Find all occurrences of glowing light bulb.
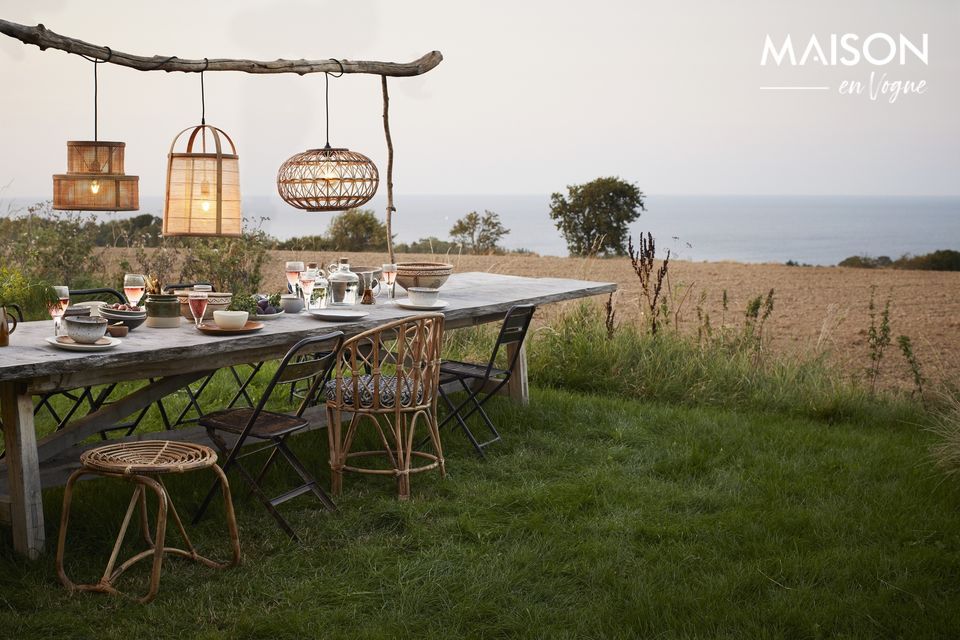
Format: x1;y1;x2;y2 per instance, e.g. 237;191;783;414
320;162;338;182
199;178;211;212
90;180;100;195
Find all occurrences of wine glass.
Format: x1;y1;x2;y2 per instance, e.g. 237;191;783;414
188;291;208;329
382;263;397;299
285;261;305;295
123;273;146;308
49;285;69;336
299;269;317;310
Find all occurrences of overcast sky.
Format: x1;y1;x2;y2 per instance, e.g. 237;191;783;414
1;0;957;198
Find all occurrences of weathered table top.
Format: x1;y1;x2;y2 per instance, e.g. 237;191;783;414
0;272;615;391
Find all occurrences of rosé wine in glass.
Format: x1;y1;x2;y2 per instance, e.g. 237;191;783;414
50;285;69;336
123;274;146;307
188;291;208;329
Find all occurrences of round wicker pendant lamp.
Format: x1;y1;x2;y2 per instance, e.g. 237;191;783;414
53;54;139;211
277;61;379;212
162;124;241;237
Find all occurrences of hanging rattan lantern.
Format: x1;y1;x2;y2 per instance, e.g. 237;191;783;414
53;141;139;211
163;125;241;237
276;64;379;212
277;145;379;211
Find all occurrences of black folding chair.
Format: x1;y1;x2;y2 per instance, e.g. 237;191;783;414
438;304;535;457
193;332;344;540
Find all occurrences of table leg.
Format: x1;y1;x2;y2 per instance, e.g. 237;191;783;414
0;382;44;558
505;341;529;406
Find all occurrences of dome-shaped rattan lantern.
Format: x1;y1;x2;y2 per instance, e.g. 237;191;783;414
276;144;379;211
53;141;139;211
163;125;241;237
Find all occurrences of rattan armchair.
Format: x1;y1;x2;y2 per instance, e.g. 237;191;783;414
325;313;445;500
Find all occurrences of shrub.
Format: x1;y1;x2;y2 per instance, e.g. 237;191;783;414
0;201;104;287
178;221;271;294
326;209;390;252
394;236;460;255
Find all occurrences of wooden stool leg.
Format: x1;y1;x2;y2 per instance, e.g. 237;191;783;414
210;464;242;568
133;475;168;605
56;469;91;593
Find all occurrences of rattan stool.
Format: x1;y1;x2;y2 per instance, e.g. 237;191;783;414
56;440;241;604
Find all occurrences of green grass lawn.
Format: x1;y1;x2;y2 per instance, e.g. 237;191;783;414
1;386;959;638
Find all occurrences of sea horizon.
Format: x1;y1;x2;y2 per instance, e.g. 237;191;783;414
3;193;958;266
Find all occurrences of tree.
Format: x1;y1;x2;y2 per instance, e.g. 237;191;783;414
326;209;390;252
449;210;510;254
549;177;645;256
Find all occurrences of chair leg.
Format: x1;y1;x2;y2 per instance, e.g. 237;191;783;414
439;385;486;458
274;437;337;512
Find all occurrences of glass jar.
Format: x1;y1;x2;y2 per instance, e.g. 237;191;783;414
327;257;360;306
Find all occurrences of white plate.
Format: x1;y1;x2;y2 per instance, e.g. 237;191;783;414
45;335;121;352
393;299;449;311
309;310;370;322
253;310;285;320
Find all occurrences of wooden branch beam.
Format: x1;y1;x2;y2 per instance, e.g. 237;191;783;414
0;20;443;77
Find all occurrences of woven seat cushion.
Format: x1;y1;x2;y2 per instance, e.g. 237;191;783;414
324;375;424;408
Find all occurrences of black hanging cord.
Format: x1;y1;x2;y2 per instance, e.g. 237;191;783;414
200;57;209;125
80;47;112;141
324;58;345;148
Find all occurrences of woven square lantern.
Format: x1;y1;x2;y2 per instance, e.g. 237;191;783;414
53;141;139;211
163;125;241;237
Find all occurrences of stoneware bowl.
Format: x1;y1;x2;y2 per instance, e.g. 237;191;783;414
407;287;441;306
106;323;129;338
175;290;233;321
279;294;304;314
395;262;453;291
213;310;248;330
100;307;147;331
64;316;108;344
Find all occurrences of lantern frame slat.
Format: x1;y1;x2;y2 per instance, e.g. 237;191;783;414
163;125;242;238
52;140;139;211
276;146;379;212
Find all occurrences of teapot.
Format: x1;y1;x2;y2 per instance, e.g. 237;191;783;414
0;305;18;347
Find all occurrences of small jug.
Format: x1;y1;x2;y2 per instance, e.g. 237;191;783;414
0;305;18;347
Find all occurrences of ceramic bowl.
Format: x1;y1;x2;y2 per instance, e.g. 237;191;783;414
174;290;233;321
213;310;248;330
279;294;304;314
100;308;147;331
407;287;441;306
395;262;453;290
64;316;108;344
106;323;129;338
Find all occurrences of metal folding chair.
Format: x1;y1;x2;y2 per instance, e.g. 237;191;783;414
194;332;344;540
438;304;535;458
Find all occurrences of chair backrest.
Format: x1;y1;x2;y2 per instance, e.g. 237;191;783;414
329;313;444;412
71;287;126;305
222;331;343;464
486;304;536;378
255;332;345;419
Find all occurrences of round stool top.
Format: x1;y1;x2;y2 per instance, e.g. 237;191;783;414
80;440;218;475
